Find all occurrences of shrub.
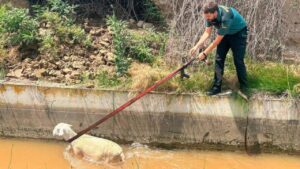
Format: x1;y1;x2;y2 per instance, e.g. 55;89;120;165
38;10;62;26
129;29;168;63
35;2;90;55
143;0;164;23
34;0;77;24
56;24;86;44
0;6;38;46
129;43;154;63
39;32;58;57
106;14;131;75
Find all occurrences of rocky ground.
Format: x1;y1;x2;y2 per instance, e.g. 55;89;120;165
4;26;114;84
0;18;158;86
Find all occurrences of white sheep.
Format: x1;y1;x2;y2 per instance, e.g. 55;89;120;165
53;123;125;163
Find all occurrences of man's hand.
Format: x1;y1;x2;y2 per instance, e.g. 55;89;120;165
189;46;198;56
189;44;204;56
198;52;207;61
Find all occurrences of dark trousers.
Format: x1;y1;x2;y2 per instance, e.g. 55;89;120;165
213;27;248;89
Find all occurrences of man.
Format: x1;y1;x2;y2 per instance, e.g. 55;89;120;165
190;1;248;96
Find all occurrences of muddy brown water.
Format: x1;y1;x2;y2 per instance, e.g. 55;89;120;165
1;138;300;169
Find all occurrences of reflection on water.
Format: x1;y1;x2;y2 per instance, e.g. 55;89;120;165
1;138;300;169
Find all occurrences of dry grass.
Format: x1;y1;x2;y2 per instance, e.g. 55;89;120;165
128;62;179;91
127;61;214;93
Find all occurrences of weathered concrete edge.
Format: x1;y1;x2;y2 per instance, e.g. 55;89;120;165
0;81;299;154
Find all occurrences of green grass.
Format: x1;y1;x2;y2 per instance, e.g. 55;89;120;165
96;71;122;88
205;53;300;95
247;62;300;94
172;65;214;93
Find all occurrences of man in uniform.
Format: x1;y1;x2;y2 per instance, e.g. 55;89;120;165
190;1;248;96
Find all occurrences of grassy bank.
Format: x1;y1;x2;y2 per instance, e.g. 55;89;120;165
88;56;300;96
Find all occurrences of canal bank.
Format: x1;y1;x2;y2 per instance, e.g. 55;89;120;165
0;80;299;153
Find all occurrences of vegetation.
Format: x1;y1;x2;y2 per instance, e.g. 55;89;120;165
106;14;167;75
0;0;89;58
0;5;38;47
96;71;122;88
0;1;299;97
247;62;300;95
129;29;167;63
141;0;165;23
0;63;5;80
33;0;77;23
106;14;131;76
34;0;90;57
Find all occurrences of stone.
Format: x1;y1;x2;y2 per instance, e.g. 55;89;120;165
55;61;63;66
65;74;71;80
72;61;84;69
76;49;85;56
89;55;97;60
31;62;40;69
90;29;102;36
23;58;32;63
7;69;23;78
62;68;72;74
129;19;136;24
71;71;80;78
107;52;115;62
143;23;154;29
63;56;70;61
70;55;78;61
103;38;110;43
137;20;145;28
33;68;46;78
48;70;57;76
93;50;99;55
84;61;91;67
54;70;63;77
100;41;110;47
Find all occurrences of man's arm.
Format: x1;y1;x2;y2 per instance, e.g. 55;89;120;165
190;27;212;55
195;27;212;49
198;35;224;60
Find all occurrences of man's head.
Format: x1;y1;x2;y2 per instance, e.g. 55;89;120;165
203;1;218;22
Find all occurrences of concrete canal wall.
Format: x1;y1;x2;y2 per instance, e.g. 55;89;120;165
0;80;299;153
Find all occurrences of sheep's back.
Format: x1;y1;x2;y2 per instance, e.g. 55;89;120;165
71;135;123;158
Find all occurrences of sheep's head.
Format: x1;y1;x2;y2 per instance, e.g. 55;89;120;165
53;123;77;141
